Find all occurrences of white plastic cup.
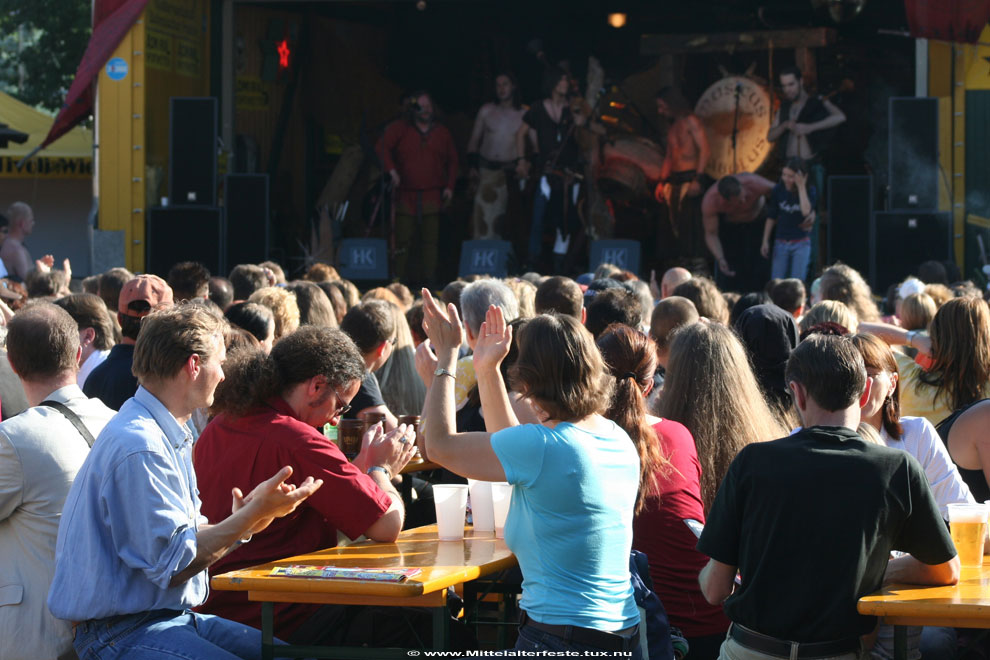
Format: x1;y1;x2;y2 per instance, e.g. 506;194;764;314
468;479;495;532
433;484;469;541
948;502;989;567
491;482;513;539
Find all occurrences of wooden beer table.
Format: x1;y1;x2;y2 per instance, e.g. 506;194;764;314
212;524;517;659
858;564;990;660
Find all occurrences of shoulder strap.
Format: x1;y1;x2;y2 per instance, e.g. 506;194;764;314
39;400;97;448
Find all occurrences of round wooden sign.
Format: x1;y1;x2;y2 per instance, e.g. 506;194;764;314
694;76;773;179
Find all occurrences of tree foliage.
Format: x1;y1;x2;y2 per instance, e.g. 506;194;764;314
0;0;91;111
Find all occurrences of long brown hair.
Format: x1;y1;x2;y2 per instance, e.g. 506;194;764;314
510;314;612;422
919;296;990;411
820;264;880;323
596;324;670;513
849;333;903;439
658;322;787;513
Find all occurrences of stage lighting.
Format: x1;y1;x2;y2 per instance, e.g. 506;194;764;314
608;13;627;28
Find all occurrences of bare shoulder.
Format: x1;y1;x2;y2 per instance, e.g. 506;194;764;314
701;184;721;212
476;103;495;118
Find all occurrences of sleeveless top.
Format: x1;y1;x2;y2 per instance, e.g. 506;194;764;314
936;399;990;503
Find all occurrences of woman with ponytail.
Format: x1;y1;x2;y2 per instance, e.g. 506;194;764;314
596;324;729;659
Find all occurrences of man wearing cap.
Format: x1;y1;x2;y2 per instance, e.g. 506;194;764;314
49;304;323;658
0;304;116;660
83;274;173;411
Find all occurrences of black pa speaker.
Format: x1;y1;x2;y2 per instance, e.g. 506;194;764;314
146;206;225;277
827;176;872;276
888;97;938;211
169;97;218;206
224;174;269;267
870;210;951;292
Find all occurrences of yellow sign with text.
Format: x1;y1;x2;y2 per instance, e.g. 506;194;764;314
1;157;92;179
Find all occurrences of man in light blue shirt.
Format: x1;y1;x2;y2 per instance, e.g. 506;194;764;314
48;304;323;659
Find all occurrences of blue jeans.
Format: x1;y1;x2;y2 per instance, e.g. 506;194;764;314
514;622;643;660
73;609;279;659
771;239;811;281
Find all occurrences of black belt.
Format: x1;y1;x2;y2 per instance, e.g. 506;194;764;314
730;624;860;659
519;610;639;653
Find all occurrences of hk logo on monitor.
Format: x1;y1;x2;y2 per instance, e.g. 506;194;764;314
350;248;377;268
471;250;497;270
601;248;628;268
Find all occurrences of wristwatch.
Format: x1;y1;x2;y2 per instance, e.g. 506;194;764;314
367;465;392;479
434;367;455;379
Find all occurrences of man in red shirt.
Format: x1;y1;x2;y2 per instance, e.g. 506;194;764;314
379;91;458;286
193;326;416;642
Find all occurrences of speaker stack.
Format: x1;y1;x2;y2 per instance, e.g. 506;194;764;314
871;97;951;292
147;98;224;277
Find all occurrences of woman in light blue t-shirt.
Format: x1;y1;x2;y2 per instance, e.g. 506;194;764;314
418;290;644;658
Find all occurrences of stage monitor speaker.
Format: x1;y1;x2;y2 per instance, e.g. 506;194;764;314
224;174;269;268
146;206;225;278
870;210;951;293
459;240;512;278
337;238;389;280
589;239;641;275
169;97;218;206
888;97;938;211
827;176;872;276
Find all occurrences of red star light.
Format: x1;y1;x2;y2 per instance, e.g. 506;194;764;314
277;39;290;69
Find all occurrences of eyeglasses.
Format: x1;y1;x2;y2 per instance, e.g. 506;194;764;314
331;384;352;416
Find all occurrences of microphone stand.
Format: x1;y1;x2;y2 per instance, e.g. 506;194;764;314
731;82;742;173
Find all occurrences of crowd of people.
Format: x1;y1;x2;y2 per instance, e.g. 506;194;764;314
1;191;988;660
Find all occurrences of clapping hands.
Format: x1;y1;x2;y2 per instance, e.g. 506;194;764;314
473;305;512;376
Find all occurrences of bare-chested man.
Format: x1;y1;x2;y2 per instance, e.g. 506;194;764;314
701;173;775;293
767;66;846;162
1;202;34;282
654;87;710;272
467;73;527;240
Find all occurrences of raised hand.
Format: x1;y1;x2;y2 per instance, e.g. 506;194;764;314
421;288;465;353
473;305;512;376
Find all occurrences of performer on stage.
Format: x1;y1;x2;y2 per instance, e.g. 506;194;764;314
379;91;458;286
767;66;845;276
467;73;527;241
760;157;817;281
515;66;584;270
701;173;775;293
767;66;846;162
654;87;710;272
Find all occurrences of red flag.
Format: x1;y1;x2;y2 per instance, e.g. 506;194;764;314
904;0;990;43
37;0;149;152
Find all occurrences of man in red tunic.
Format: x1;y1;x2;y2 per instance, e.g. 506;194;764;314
379;91;459;285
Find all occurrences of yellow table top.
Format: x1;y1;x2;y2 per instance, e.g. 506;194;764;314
858;564;990;628
400;458;441;474
211;524;516;603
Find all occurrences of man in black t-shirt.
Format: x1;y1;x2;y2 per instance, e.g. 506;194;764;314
698;335;958;659
339;300;398;429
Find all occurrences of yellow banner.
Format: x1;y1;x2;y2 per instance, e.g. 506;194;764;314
0;157;92;179
146;28;173;72
175;38;201;77
236;76;270;110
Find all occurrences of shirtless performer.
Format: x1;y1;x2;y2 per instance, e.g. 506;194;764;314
654;87;710;272
767;66;845;163
701;173;775;293
466;73;527;240
1;202;35;282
